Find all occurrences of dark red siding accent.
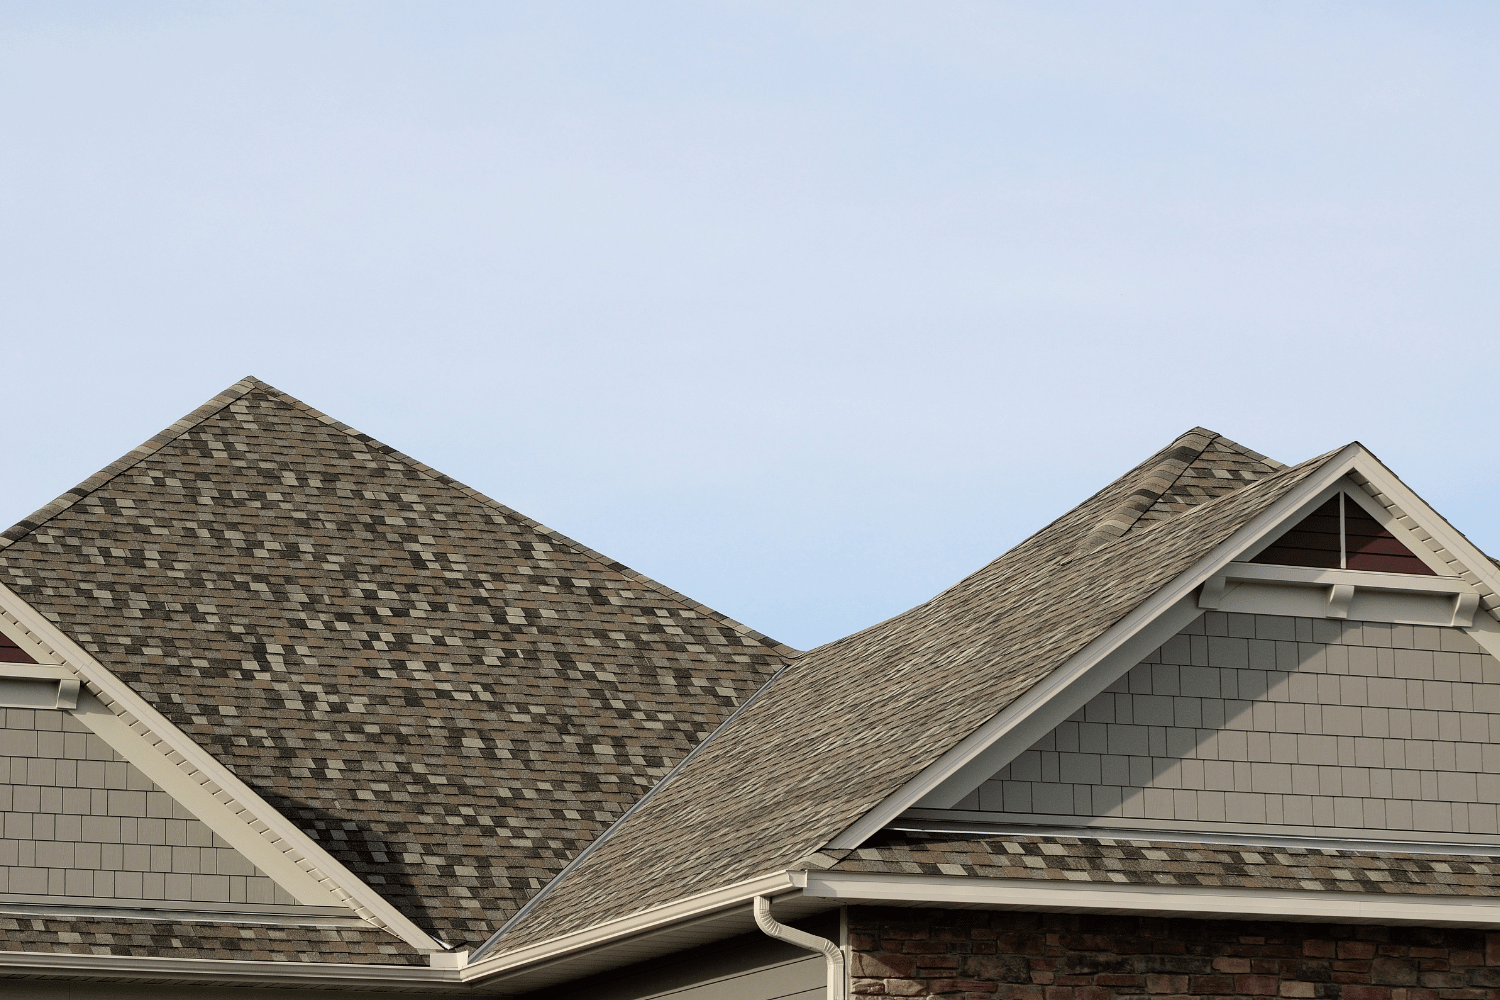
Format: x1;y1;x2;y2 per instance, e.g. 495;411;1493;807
1251;494;1436;575
1251;496;1342;569
0;632;35;663
1345;503;1436;575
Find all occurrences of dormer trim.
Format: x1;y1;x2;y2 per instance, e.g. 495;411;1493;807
829;444;1500;848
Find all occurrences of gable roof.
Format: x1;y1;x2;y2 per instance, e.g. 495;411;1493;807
487;430;1341;954
0;377;795;947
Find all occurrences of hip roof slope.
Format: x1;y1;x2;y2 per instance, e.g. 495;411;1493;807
0;378;794;946
495;433;1338;951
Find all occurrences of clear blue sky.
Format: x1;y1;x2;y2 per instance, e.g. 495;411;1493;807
3;2;1497;651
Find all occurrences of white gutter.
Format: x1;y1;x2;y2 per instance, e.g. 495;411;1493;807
0;949;461;987
463;871;797;980
753;895;845;1000
795;870;1500;928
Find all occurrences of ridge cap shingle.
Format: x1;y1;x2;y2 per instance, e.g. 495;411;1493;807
3;376;797;657
1074;428;1220;552
0;375;264;549
253;381;800;657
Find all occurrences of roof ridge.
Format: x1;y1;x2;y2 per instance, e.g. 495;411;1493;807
9;376;797;657
244;381;800;658
0;376;264;549
1208;432;1286;471
483;442;1345;954
1072;443;1344;558
1074;428;1219;553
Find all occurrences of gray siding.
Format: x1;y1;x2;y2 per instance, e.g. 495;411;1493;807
0;707;290;904
968;612;1500;836
527;925;830;1000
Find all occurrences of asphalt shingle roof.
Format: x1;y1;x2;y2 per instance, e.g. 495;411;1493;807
0;916;426;963
494;431;1338;951
828;830;1500;898
0;377;794;946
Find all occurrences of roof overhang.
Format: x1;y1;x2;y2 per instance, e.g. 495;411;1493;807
826;444;1500;847
794;870;1500;928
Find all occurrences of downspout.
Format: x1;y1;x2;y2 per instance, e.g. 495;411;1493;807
753;895;845;1000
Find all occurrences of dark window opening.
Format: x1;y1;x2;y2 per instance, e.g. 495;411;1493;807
1250;492;1435;575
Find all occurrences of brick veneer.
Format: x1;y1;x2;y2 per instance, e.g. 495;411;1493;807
848;907;1500;999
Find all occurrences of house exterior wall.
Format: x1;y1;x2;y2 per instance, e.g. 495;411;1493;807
848;906;1500;999
0;706;289;905
524;925;829;1000
967;612;1500;837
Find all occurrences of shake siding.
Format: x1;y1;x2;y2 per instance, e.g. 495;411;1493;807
0;707;289;904
973;612;1500;836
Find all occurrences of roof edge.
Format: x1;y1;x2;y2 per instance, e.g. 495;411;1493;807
247;381;801;657
2;376;800;658
797;869;1500;928
0;376;263;549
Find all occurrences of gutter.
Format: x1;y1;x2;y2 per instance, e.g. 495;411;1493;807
753;895;846;1000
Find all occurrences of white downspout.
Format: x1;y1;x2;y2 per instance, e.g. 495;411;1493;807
753;895;846;1000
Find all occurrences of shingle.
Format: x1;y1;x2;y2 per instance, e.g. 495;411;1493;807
0;377;793;945
826;830;1500;898
0;914;424;962
494;433;1337;952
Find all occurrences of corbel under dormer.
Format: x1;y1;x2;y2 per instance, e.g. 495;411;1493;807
1197;562;1479;628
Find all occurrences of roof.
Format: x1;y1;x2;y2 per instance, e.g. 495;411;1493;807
493;429;1340;951
0;377;795;946
0;916;427;963
825;830;1500;898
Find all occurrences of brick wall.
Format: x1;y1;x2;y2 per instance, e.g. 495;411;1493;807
848;907;1500;999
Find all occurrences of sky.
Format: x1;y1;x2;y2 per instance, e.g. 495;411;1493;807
2;2;1497;651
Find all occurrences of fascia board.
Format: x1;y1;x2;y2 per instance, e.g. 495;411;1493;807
798;870;1500;928
1347;455;1500;608
825;445;1364;850
462;871;797;983
1343;456;1500;660
0;950;459;988
0;580;444;954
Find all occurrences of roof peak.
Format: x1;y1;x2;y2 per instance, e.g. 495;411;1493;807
1;376;796;656
1074;427;1285;554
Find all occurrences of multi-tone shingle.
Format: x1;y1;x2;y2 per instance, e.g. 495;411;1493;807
0;377;795;946
493;434;1339;951
829;830;1500;897
0;915;426;963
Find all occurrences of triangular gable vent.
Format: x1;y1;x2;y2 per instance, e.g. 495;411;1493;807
1251;492;1434;575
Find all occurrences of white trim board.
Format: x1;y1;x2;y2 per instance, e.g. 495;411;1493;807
833;448;1500;847
0;949;462;989
0;579;445;953
795;870;1500;928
